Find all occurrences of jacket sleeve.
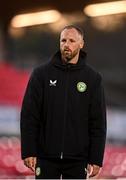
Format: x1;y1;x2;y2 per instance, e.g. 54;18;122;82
20;69;43;159
88;73;107;167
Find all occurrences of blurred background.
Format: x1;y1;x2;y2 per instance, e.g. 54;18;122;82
0;0;126;179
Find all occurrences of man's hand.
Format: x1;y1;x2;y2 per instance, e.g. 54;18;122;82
24;157;37;172
87;164;101;178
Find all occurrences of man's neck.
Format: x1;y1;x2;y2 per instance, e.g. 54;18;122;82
62;53;79;64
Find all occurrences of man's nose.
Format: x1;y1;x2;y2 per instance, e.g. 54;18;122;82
64;41;70;47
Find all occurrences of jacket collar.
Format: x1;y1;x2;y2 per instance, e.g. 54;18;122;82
51;50;87;70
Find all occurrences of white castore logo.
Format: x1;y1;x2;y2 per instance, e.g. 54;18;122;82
49;80;57;86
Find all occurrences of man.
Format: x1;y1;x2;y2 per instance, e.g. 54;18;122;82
20;25;106;179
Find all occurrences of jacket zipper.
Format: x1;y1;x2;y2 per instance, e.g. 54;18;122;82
60;151;63;159
60;67;69;159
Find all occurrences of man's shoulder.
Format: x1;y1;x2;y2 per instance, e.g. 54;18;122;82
84;64;102;85
35;61;50;71
28;61;51;82
85;64;102;79
33;60;51;75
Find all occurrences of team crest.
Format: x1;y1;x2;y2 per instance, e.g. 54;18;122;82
36;167;41;176
77;82;87;92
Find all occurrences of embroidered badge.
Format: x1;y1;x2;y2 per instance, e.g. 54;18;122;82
36;167;41;176
77;82;87;92
49;80;57;86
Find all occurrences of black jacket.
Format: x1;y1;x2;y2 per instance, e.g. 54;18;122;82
20;50;106;166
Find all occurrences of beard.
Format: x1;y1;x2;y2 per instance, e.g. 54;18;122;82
61;48;79;63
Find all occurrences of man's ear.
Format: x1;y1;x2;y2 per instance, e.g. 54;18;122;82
80;40;84;49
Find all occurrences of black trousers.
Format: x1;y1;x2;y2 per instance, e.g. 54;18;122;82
35;158;87;179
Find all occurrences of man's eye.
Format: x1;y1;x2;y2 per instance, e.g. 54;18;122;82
61;39;66;42
70;39;75;42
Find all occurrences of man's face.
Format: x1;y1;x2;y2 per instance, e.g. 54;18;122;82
60;28;84;62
